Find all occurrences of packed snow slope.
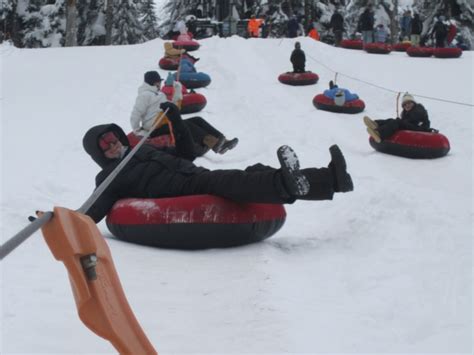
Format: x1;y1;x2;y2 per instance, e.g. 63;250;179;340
1;37;472;354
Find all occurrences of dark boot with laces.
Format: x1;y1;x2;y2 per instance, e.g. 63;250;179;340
277;145;310;197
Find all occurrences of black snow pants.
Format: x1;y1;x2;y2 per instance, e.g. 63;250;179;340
152;116;224;156
147;164;335;205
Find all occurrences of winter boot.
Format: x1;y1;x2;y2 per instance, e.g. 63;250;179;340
328;145;354;193
277;145;310;197
366;127;382;143
363;116;378;130
213;137;239;154
218;138;239;154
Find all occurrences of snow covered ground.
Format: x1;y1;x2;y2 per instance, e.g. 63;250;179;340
1;36;472;354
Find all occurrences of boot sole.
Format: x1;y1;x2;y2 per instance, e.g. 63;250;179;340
363;116;378;130
329;145;354;192
366;127;382;143
277;145;310;196
218;138;239;154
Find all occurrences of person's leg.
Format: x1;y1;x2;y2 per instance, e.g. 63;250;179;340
186;116;223;139
376;119;400;140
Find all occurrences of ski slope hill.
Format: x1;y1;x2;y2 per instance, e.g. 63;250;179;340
1;37;472;354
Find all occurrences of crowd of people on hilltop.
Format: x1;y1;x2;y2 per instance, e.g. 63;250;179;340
165;5;468;51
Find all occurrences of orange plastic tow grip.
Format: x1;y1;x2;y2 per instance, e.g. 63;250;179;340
40;207;157;354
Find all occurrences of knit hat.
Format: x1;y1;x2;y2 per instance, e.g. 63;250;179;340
144;71;162;86
402;92;416;105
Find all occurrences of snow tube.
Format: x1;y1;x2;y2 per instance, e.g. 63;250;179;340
369;130;450;159
278;71;319;86
106;195;287;249
173;72;211;89
433;47;462;58
364;43;392;54
161;85;207;114
159;57;180;70
127;132;173;149
393;42;412;52
406;46;434;57
313;94;365;114
173;39;200;52
340;39;364;50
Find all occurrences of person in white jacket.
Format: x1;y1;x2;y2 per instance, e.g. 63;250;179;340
130;71;238;156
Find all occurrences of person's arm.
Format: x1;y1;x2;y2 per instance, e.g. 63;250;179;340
85;190;118;223
160;102;197;160
130;93;149;133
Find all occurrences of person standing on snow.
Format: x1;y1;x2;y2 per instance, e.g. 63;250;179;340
431;16;448;48
330;8;344;47
363;93;432;143
358;5;375;44
410;13;423;46
83;106;354;223
130;71;238;157
399;10;412;41
290;42;306;73
374;24;388;43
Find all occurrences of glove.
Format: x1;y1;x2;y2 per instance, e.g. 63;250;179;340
160;102;181;124
173;80;183;93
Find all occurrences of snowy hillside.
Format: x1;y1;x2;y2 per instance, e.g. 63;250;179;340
1;37;472;354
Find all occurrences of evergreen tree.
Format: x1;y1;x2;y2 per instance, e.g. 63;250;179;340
77;0;106;45
140;0;159;40
112;0;145;45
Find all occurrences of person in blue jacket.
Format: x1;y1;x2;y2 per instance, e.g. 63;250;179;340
324;81;359;106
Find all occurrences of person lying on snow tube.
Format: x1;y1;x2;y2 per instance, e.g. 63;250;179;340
130;71;238;156
82;108;354;224
363;92;437;143
324;81;360;104
163;42;199;62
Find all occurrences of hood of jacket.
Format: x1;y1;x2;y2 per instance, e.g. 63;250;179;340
82;123;129;168
138;82;160;96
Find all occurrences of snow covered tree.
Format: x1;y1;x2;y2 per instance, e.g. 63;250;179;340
139;0;159;40
112;0;145;45
22;0;66;48
77;0;106;46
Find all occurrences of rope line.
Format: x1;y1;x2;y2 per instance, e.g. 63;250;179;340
307;53;474;107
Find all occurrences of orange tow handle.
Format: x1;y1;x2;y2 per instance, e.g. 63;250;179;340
39;207;157;355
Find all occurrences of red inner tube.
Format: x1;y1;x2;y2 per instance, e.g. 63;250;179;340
106;196;287;249
278;72;319;85
406;46;434;57
369;130;450;159
340;39;364;49
433;47;462;58
364;43;392;54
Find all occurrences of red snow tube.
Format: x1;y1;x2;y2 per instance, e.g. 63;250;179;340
158;57;180;70
406;46;434;57
106;195;287;249
369;130;450;159
340;39;364;50
393;42;412;52
278;71;319;86
173;39;200;52
433;47;462;58
161;85;207;114
313;94;365;114
127;132;173;149
364;43;392;54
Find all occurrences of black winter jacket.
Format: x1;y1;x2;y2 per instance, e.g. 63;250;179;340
330;13;344;31
399;103;430;131
358;10;374;31
82;123;207;223
290;48;305;68
411;15;423;35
